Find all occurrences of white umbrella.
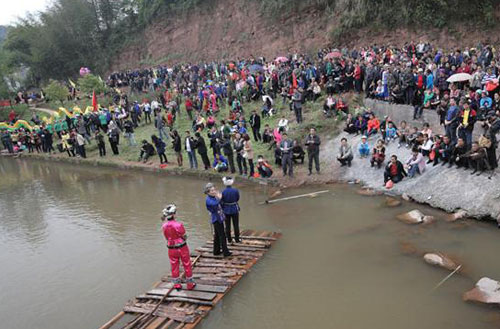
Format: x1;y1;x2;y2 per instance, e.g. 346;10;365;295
446;73;472;83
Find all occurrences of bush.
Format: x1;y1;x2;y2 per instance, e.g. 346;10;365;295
44;80;69;105
78;74;109;95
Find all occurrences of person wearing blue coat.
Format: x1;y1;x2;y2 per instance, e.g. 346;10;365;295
221;176;240;243
205;183;231;257
358;135;370;158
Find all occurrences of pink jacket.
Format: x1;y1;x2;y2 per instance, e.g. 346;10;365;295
162;220;186;246
273;128;282;144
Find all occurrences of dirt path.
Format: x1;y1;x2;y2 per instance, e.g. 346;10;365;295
32;106;57;115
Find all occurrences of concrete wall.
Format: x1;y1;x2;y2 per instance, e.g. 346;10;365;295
363;98;482;140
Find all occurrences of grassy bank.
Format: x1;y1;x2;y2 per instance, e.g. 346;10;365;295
20;91;363;181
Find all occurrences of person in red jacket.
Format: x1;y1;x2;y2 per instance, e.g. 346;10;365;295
367;114;380;137
185;97;193;120
161;204;196;290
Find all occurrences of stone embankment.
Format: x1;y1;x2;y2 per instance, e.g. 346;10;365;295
322;99;500;221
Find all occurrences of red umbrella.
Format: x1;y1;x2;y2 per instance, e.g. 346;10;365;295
325;51;342;59
486;79;499;92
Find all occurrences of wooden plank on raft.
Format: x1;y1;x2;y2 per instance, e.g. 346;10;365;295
168;289;217;301
123;303;196;323
203;243;269;252
153;283;229;294
195;247;264;256
135;295;214;305
195;263;246;269
204;240;270;248
239;235;277;241
101;230;281;329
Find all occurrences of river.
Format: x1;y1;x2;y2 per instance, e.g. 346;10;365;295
1;157;499;329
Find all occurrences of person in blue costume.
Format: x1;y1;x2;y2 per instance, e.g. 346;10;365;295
204;183;232;257
221;176;240;243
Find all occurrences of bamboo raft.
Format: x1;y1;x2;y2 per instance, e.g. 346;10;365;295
99;229;281;329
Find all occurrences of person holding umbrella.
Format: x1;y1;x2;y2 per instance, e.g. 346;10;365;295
205;183;232;257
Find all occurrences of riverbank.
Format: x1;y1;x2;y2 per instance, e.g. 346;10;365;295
11;135;500;225
16;151;281;187
323;131;500;223
4;94;500;223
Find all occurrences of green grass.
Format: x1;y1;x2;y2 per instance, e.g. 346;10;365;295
25;89;362;175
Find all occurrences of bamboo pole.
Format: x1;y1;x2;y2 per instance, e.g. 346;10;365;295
261;190;330;204
431;264;462;292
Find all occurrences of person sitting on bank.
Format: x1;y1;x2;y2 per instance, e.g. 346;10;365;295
354;114;367;135
449;137;469;168
384;155;407;185
366;114;380;137
344;113;357;134
256;155;273;178
213;153;229;172
139;139;155;163
292;140;305;164
434;135;453;166
337;137;353;167
397;120;410;148
405;147;426;178
358;135;370;158
462;141;490;176
418;133;434;159
370;139;385;168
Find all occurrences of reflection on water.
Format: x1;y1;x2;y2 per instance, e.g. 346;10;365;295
1;157;499;329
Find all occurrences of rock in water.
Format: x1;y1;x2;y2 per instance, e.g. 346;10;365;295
423;253;459;271
421;215;436;224
446;209;468;222
357;188;382;196
269;190;282;198
385;197;402;207
396;210;435;224
463;277;500;305
397;210;425;224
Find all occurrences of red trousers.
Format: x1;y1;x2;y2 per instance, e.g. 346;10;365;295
168;245;193;279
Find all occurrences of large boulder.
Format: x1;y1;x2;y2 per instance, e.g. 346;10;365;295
423;253;460;271
397;210;435;224
463;277;500;305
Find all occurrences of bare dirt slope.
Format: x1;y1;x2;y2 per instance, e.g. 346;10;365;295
112;0;500;71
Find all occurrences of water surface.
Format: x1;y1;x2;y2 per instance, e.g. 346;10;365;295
0;158;499;329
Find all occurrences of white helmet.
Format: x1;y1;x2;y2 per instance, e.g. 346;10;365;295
222;176;234;186
162;204;177;218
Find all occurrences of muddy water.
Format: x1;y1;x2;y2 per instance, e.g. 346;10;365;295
1;157;499;329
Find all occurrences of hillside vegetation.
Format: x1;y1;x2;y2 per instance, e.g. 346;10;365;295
0;0;498;92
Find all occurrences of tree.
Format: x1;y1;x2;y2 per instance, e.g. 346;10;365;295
44;80;69;105
78;73;108;95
